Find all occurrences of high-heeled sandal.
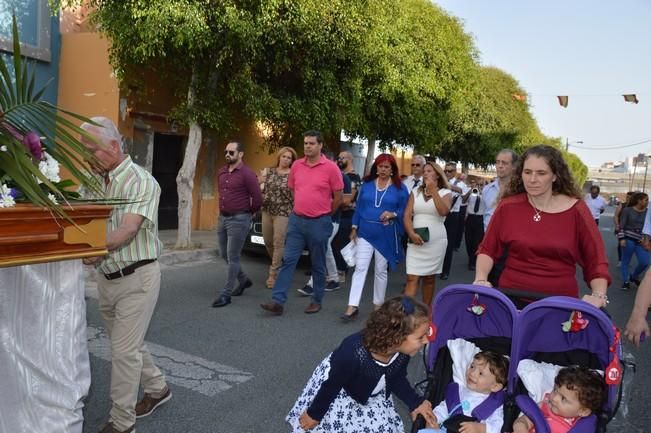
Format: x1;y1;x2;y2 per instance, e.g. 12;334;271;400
340;307;359;323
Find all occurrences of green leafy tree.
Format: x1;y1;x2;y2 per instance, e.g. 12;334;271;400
345;0;477;170
86;0;381;246
439;66;540;167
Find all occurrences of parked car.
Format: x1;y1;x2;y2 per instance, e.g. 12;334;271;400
242;212;309;257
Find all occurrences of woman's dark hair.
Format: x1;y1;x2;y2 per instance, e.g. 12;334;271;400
628;192;648;208
555;366;605;413
364;153;402;188
622;191;636;207
504;145;582;199
362;296;429;354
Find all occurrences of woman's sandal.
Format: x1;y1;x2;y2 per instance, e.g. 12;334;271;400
340;307;359;323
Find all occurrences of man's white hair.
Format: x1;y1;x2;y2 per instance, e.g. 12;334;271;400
80;116;122;149
413;154;426;165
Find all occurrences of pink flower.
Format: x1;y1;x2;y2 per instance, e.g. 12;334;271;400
23;131;43;160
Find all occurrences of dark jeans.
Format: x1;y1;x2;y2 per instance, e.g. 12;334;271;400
333;213;353;272
272;213;333;305
217;213;252;296
464;214;484;268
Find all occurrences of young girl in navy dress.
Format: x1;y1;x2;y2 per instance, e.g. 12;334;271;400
287;296;437;432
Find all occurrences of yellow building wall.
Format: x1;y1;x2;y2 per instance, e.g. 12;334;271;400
57;32;119;123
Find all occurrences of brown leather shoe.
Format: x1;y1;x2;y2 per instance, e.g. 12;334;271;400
304;303;321;314
260;301;284;315
135;386;172;418
98;423;134;433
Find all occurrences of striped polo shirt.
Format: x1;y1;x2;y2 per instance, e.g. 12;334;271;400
94;156;163;274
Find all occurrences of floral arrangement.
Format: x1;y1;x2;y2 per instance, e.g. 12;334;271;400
0;16;102;216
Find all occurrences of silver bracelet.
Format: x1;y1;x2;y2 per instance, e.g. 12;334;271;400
589;292;609;304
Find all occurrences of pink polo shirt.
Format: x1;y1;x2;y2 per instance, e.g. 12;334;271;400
289;155;344;217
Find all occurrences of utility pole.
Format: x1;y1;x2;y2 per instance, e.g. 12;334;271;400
565;139;583;151
641;154;648;193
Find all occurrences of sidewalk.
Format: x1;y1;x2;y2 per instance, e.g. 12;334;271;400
158;229;218;266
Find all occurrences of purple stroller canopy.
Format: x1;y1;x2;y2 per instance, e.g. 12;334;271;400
511;296;619;411
428;285;518;368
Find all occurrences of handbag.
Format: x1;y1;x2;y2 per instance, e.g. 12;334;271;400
341;241;357;267
409;227;430;243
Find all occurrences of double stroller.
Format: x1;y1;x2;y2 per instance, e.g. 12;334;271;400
412;284;624;433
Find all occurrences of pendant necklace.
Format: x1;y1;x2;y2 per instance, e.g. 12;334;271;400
528;194;551;222
375;179;389;208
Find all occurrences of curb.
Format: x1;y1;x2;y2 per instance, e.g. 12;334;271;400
159;248;219;266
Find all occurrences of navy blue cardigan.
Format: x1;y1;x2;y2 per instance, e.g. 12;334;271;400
306;332;424;421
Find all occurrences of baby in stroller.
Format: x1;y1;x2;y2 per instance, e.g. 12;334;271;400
512;366;605;433
432;350;509;433
413;285;622;433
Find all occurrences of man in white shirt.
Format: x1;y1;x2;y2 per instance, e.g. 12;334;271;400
403;155;426;193
464;181;487;271
441;162;470;279
584;185;608;225
482;149;518;230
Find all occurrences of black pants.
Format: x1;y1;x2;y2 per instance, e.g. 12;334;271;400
333;213;353;272
464;214;484;268
442;211;462;275
455;205;467;249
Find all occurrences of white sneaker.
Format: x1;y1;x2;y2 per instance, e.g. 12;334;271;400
338;271;346;284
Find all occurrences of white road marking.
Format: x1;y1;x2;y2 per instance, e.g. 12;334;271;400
86;326;254;396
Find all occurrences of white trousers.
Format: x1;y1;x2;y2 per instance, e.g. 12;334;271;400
307;221;340;285
347;237;388;307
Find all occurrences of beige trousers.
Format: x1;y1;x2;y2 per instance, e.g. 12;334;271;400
261;212;289;278
98;261;167;431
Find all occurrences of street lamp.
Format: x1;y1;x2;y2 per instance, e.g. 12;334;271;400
565;138;583;151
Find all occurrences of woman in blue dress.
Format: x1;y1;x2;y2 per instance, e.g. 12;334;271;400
341;154;409;321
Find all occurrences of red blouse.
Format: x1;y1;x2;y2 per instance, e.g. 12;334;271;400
477;193;611;297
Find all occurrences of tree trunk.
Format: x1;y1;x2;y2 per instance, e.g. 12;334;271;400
364;133;376;176
175;74;202;249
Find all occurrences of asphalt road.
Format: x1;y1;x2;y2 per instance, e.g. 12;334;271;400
82;208;651;433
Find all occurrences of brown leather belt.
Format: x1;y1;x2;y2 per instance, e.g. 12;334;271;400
103;259;156;280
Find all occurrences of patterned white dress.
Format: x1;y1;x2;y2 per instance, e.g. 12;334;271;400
286;354;404;433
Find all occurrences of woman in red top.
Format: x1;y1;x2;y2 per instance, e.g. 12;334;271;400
474;145;610;309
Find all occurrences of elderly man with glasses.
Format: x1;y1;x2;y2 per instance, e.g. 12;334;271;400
403;155;426;193
213;141;263;308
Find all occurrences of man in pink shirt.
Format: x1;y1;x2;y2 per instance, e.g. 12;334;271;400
261;130;343;315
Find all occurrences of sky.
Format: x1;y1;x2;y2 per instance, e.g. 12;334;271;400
435;0;651;167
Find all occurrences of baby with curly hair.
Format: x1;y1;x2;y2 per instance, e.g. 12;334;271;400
286;296;436;433
513;366;605;433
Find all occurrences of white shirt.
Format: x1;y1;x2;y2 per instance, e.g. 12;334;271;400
433;383;504;433
449;178;469;213
403;175;424;194
584;194;607;219
481;180;500;230
466;193;486;216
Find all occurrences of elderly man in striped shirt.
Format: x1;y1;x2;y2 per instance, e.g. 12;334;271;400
81;117;170;433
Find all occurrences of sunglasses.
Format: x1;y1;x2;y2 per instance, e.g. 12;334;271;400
337;156;347;160
224;150;237;156
411;163;422;167
444;169;454;173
